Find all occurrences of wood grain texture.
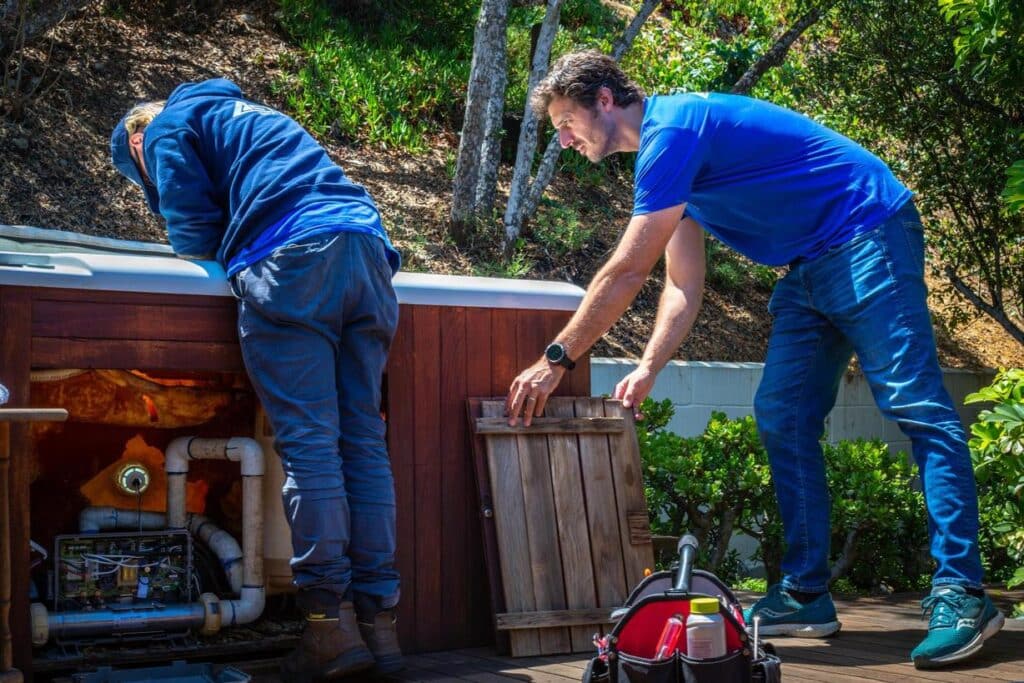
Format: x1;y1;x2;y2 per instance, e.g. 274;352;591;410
489;311;518;398
32;300;238;342
516;419;570;654
481;401;541;656
467;398;509;656
0;287;33;680
604;400;654;587
495;609;617;630
440;306;470;647
463;310;494;645
31;338;244;371
412;305;443;651
474;417;624;435
385;305;416;649
543;398;598;652
574;398;628;610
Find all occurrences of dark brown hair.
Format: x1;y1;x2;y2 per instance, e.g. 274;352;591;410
530;49;645;118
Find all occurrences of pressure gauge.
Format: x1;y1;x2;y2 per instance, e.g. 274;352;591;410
115;462;150;495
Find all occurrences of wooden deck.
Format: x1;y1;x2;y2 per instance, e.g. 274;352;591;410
233;591;1024;683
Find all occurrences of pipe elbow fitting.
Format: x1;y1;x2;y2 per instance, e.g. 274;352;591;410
226;437;264;477
224;586;266;626
165;436;192;475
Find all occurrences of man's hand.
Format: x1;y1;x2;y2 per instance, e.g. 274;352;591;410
613;364;656;420
506;357;566;427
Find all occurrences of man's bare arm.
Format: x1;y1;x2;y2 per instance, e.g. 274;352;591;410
641;217;706;372
614;217;706;414
506;202;686;424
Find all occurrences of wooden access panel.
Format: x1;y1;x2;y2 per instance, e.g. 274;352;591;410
470;397;654;656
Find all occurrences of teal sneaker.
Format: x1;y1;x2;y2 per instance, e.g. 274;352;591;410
911;585;1004;669
743;584;841;637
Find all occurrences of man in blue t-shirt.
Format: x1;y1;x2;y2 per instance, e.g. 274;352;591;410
505;50;1003;668
112;79;403;680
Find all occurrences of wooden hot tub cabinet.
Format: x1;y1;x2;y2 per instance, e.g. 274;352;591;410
0;242;588;676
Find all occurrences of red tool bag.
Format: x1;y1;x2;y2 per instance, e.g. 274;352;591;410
582;537;782;683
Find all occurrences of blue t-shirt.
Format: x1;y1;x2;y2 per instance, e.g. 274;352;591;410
633;93;912;266
140;79;401;276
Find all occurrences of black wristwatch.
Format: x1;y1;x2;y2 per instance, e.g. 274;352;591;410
545;342;576;370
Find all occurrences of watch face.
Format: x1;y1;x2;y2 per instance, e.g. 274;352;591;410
546;343;565;363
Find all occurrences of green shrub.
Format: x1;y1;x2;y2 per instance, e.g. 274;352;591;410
472;238;534;278
705;238;778;293
966;368;1024;615
274;0;471;151
823;439;931;592
532;198;593;258
637;401;781;584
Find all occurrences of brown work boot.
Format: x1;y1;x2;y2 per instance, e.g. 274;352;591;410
281;600;374;682
355;594;405;674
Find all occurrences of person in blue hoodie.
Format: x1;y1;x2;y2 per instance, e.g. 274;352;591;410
505;50;1004;669
111;79;404;681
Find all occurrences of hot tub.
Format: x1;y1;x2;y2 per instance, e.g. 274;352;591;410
0;226;589;673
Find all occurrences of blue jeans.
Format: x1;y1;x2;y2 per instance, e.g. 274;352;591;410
232;231;400;607
753;201;983;593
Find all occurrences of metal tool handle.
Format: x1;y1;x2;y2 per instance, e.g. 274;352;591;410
673;534;699;592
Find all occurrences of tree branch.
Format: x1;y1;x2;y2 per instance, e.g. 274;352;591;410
503;0;564;247
710;507;736;569
945;265;1024;345
731;1;836;94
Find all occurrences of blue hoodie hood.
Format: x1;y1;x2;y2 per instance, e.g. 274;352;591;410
111;113;160;213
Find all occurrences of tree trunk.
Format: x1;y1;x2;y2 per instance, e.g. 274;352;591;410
710;507;737;571
450;0;510;243
829;524;864;584
502;0;564;248
731;1;836;95
513;0;662;236
474;20;509;218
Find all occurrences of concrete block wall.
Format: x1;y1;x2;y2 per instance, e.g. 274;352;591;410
827;367;995;453
591;358;995;450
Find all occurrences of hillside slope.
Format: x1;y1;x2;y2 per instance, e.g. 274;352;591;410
2;1;1021;370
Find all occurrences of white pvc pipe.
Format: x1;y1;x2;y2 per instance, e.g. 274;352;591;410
37;603;208;644
31;437;267;644
165;437;265;626
78;506;166;533
188;515;243;595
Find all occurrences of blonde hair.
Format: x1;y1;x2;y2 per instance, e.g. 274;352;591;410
123;101;167;134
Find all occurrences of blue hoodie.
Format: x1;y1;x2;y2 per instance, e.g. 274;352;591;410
113;79;400;276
